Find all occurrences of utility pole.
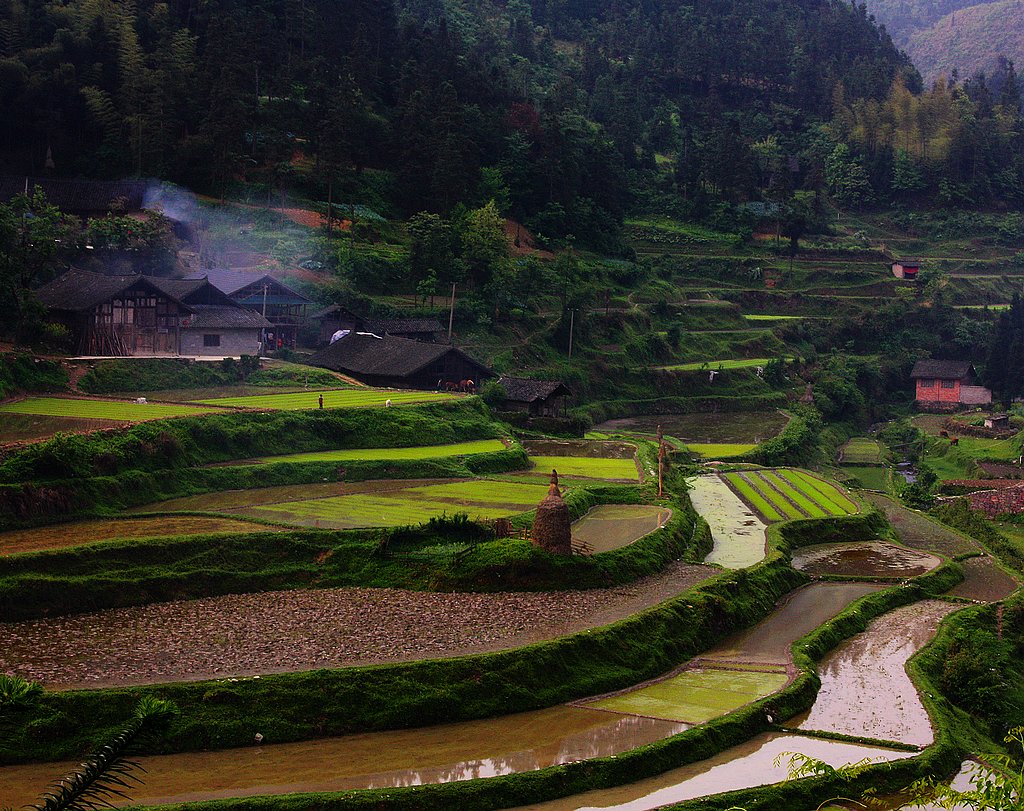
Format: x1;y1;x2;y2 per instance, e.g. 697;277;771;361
261;283;269;353
567;309;576;360
447;282;456;342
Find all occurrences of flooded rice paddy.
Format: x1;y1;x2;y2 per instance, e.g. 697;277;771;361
0;709;686;807
0;563;714;689
687;474;766;568
793;600;959;746
579;583;880;727
514;733;914;811
571;505;672;553
0;516;277;556
593;411;788;445
865;494;979;557
791;541;941;578
947;555;1018;602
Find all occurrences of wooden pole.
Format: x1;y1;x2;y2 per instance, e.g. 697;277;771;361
447;282;456;341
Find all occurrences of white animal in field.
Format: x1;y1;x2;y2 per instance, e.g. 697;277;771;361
385;399;392;407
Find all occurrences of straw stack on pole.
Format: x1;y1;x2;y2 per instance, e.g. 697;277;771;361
531;469;572;555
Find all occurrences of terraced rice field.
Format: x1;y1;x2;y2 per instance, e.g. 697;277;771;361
723;469;858;522
840;465;890;491
586;667;789;724
840;437;885;464
0;516;276;556
228;479;552;528
686;443;756;459
530;456;639;480
192;388;457;410
0;397;219;421
225;439;507;466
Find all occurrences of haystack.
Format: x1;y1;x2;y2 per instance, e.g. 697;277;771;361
532;469;572;555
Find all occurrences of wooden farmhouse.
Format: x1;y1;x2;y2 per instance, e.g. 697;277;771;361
891;258;921;279
36;267;270;357
188;269;312;348
497;376;572;417
911;359;992;411
312;304;443;345
308;331;491;389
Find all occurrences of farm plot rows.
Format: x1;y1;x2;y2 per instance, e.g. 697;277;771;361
192;388;458;410
722;469;858;522
529;455;640;481
839;437;885;464
686;443;756;459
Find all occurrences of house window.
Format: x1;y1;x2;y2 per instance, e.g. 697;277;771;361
203;334;221;347
919;379;935;388
941;379;955;389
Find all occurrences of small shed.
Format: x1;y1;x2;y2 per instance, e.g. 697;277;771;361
892;258;921;280
497;376;573;417
307;331;491;390
985;413;1010;429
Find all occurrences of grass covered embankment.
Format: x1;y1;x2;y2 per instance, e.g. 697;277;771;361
0;400;511;527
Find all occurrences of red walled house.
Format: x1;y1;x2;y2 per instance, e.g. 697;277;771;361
911;359;992;411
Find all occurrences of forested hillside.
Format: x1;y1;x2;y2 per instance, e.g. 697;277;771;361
2;0;912;244
865;0;1024;82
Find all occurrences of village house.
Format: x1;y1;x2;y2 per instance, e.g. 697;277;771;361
308;331;491;389
911;359;992;411
187;269;312;348
497;376;573;417
312;304;444;345
36;267;270;357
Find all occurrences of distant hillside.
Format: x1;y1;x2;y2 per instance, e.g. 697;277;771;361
906;0;1024;80
866;0;1024;80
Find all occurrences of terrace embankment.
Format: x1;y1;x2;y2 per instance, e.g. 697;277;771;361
0;562;714;689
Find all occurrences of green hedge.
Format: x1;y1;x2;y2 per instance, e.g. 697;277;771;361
576;393;788;425
0;353;68;399
76;358;341;394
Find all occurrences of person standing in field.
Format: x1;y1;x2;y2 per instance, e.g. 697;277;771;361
318;394;324;409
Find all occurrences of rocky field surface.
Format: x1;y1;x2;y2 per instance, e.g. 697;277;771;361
0;563;713;689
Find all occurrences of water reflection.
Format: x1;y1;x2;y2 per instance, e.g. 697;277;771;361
791;541;940;578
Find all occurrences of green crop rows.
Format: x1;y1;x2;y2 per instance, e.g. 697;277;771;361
530;455;639;481
238;439;507;465
193;388;459;410
657;357;776;372
0;396;219;421
723;469;858;522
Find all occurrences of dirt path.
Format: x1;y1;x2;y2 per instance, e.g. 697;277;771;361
0;563;714;690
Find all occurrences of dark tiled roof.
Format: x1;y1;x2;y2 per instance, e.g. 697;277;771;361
365;318;443;335
184;305;271;329
149;277;209;301
187;269;312;304
35;268;157;311
911;360;974;380
498;376;572;403
309;332;488;378
0;176;148;212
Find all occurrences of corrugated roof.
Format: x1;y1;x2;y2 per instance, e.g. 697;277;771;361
911;359;974;379
498;376;572;402
0;176;147;212
309;332;489;378
184;305;271;329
